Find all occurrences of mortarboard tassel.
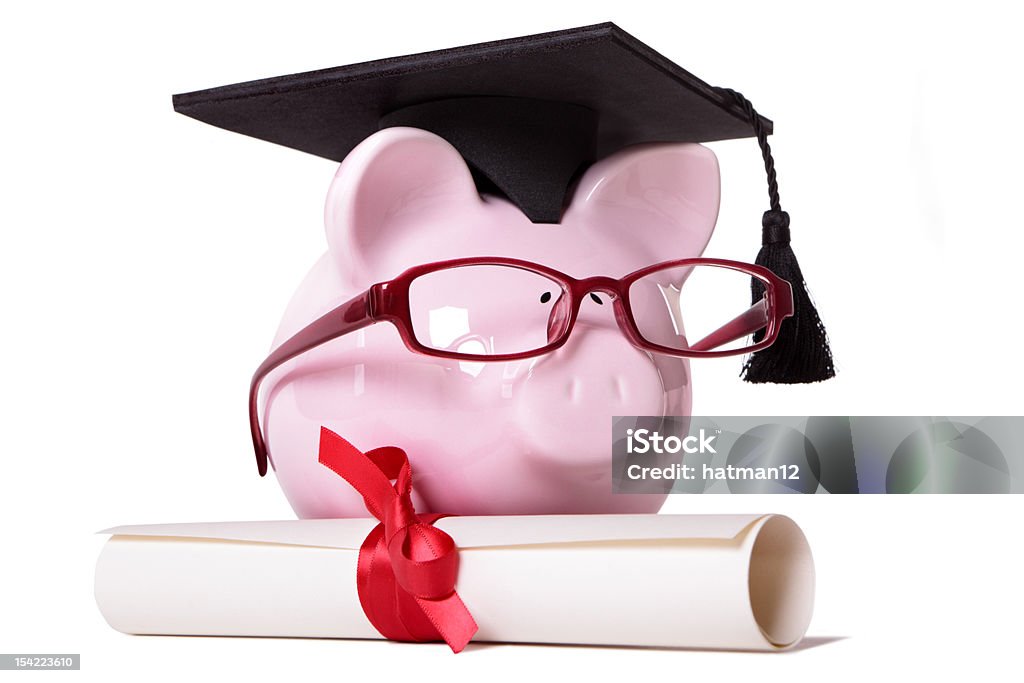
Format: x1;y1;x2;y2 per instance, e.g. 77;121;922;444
716;88;835;383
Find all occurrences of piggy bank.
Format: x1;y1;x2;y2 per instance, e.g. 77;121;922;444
260;126;720;517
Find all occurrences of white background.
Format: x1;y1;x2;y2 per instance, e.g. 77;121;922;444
1;1;1022;680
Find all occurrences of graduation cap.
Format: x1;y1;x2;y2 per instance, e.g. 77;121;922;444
173;22;833;383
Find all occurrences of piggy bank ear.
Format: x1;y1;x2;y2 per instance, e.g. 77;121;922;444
566;143;720;254
324;127;481;279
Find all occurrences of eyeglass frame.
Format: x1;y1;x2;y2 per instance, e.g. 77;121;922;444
248;256;794;476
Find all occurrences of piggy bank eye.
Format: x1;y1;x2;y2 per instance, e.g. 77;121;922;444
542;292;602;304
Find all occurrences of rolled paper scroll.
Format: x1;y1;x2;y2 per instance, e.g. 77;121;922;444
94;514;814;651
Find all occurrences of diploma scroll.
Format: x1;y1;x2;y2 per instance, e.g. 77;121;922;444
95;514;814;651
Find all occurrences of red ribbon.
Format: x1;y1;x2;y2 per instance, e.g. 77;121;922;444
317;427;478;653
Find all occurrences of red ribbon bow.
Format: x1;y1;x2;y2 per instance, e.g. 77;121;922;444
318;427;478;653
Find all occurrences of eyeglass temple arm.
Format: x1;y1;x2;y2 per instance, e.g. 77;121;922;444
689;297;770;352
248;290;376;476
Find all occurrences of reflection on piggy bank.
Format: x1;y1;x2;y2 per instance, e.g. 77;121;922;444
260;126;720;517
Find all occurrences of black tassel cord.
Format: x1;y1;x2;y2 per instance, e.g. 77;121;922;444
715;88;835;383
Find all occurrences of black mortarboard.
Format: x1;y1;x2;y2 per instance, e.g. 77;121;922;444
173;23;772;224
174;22;833;383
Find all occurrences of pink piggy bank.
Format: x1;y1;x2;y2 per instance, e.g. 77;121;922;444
260;126;720;517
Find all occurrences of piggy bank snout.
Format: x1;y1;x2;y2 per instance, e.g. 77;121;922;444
515;320;666;469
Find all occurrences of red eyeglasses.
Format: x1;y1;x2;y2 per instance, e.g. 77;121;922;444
249;256;794;475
